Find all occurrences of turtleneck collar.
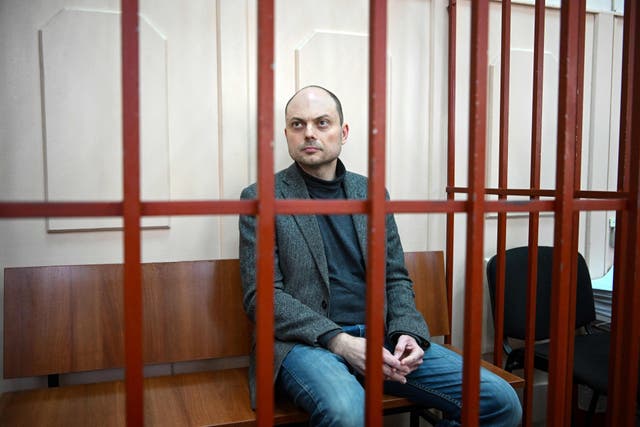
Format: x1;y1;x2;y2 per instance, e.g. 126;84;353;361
296;159;346;199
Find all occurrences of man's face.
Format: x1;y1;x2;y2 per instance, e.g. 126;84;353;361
284;87;349;180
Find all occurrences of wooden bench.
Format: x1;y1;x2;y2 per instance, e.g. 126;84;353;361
1;251;523;426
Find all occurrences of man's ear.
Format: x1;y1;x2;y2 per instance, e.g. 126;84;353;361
341;123;349;143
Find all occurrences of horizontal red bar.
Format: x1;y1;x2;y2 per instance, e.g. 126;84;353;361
448;187;556;197
275;199;367;215
573;198;628;211
0;202;122;217
142;200;256;216
0;197;627;219
485;200;555;213
387;200;467;213
575;190;630;199
450;187;629;200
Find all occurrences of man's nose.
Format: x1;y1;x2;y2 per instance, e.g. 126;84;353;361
304;123;315;139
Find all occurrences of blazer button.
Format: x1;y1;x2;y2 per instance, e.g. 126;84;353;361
321;300;328;310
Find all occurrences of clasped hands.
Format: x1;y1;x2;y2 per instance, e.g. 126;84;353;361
327;332;424;384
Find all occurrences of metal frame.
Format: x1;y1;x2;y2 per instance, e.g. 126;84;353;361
1;0;639;426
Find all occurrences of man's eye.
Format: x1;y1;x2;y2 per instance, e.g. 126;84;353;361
318;120;329;127
291;122;302;128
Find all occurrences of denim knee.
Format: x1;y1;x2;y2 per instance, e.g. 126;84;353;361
479;377;522;427
312;397;364;427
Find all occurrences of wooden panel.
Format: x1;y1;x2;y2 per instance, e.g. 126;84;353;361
4;266;73;377
0;367;414;426
71;265;125;372
404;251;450;337
142;259;251;363
4;259;250;377
0;380;126;427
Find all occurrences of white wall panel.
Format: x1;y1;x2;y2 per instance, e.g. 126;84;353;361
40;9;170;231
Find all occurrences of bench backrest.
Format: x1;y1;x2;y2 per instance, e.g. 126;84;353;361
4;251;448;379
404;251;450;337
4;259;250;378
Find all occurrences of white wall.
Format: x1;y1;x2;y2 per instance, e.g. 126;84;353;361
0;0;624;393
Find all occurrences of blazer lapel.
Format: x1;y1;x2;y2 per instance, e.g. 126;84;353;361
280;164;330;287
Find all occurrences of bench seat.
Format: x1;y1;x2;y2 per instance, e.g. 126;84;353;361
2;252;522;425
0;367;424;426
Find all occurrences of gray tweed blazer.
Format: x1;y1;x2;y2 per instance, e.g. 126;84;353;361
239;162;430;408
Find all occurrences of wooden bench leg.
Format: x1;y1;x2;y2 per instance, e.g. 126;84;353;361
47;374;59;388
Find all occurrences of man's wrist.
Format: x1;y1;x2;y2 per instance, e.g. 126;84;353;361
327;332;349;354
318;329;342;348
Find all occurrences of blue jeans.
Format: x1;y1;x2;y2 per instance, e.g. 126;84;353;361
276;325;522;427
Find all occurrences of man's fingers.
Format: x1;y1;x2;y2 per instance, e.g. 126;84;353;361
382;348;408;372
383;365;407;384
400;351;423;368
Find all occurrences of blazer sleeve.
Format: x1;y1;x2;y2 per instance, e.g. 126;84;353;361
239;185;341;346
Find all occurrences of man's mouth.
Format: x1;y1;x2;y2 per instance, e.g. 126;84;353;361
302;145;320;153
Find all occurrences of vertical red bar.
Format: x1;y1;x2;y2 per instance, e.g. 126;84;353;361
121;1;143;426
547;1;581;425
565;0;587;415
523;4;545;426
608;0;640;424
493;0;511;369
256;1;276;426
365;1;387;425
462;1;489;426
444;0;457;346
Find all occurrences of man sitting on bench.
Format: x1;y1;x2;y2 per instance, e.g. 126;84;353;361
239;85;522;427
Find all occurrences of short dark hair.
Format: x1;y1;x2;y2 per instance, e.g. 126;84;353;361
285;85;344;125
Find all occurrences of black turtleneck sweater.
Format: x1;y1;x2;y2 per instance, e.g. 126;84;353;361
297;161;367;331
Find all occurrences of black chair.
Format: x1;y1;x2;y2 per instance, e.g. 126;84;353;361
486;246;610;426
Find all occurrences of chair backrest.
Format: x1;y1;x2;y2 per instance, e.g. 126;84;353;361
486;246;595;341
404;251;450;337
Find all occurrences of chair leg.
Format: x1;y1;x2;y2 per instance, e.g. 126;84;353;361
410;410;420;427
411;408;442;426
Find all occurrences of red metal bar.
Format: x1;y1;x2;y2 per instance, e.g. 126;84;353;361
523;231;539;427
571;198;628;211
526;8;551;423
7;198;602;218
121;1;143;425
255;0;275;425
365;1;387;425
444;0;457;346
449;186;556;197
565;0;587;416
608;0;640;424
484;200;554;213
449;187;628;199
575;190;630;199
142;200;256;216
387;200;466;213
492;0;511;369
461;1;489;425
277;200;367;214
547;1;581;425
0;202;122;217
